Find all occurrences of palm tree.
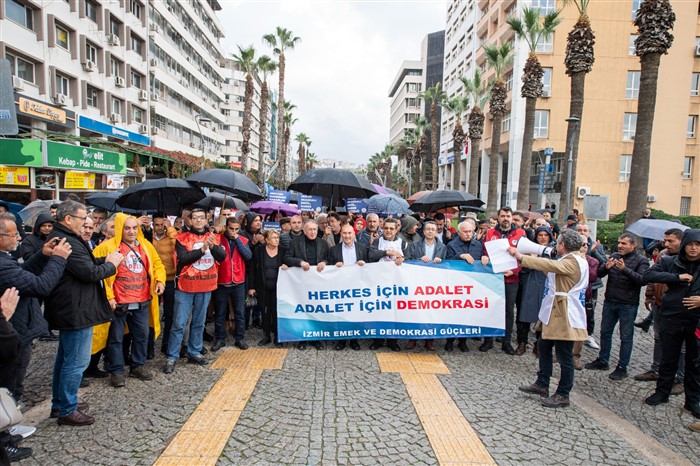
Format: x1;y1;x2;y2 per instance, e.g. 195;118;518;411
231;45;257;174
281;109;298;185
256;55;277;190
558;0;595;223
624;0;675;227
306;152;318;171
263;27;301;188
381;143;395;189
507;7;562;210
419;83;446;189
483;42;514;215
295;133;310;174
443;95;470;191
413;116;431;191
366;152;385;185
461;70;490;196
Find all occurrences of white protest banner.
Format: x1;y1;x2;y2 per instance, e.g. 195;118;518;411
277;261;505;342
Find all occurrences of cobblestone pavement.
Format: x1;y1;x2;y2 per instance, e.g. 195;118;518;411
14;297;700;465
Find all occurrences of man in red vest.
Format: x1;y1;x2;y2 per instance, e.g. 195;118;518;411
163;208;225;374
211;217;252;352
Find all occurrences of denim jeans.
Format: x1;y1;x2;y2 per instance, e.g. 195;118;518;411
106;301;150;374
213;283;245;342
536;339;574;397
52;327;93;417
166;289;211;360
598;300;638;369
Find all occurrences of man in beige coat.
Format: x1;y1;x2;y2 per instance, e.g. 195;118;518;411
509;229;589;408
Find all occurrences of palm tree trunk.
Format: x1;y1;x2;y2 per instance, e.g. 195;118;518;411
558;71;585;224
625;53;660;227
257;82;269;190
275;53;286;188
517;96;536;210
241;74;254;174
452;122;463;191
430;103;438;189
487;115;503;217
468;138;481;196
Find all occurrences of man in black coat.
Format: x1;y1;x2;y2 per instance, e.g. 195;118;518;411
0;212;70;408
44;201;123;426
284;219;329;350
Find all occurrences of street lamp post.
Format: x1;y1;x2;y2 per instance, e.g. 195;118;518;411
194;114;212;170
564;115;581;218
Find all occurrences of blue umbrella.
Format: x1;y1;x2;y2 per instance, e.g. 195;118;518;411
366;194;411;216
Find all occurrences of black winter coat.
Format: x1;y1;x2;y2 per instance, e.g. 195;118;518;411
0;249;65;345
19;212;54;261
597;249;649;305
44;223;116;331
250;246;286;303
284;236;330;267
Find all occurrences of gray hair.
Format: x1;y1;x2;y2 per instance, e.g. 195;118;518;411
557;229;584;252
459;218;477;231
101;219;114;234
0;212;16;233
56;200;86;222
619;232;637;244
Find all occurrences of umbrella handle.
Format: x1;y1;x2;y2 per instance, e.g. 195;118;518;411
218;193;228;228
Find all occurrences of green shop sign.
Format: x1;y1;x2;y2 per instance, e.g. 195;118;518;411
0;139;43;167
47;141;126;174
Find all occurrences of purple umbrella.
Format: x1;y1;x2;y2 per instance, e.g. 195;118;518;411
250;200;300;216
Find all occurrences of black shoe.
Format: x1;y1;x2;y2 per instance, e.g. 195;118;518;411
335;341;347;351
479;341;494;352
179;346;187;359
444;341;454;352
258;336;272;346
609;367;628;381
502;343;516;355
79;377;90;388
541;394;570;408
234;340;249;350
200;347;209;355
311;341;325;350
163;360;176;374
369;341;383;350
275;341;284;348
211;340;226;352
683;401;700;418
186;354;208;366
584;358;610;370
4;444;32;461
457;341;469;352
645;392;669;406
634;320;651;333
84;368;108;378
387;341;401;352
252;319;262;329
518;383;549;397
297;342;308;350
129;366;153;381
147;344;155;360
110;373;126;388
203;331;214;342
349;340;361;351
39;330;59;342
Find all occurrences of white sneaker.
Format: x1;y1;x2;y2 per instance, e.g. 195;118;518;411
586;336;600;349
9;425;36;439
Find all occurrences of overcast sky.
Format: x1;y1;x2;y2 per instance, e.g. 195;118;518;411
218;1;446;166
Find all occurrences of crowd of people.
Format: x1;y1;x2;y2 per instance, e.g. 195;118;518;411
0;199;698;462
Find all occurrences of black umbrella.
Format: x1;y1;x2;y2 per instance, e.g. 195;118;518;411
288;168;377;206
86;191;144;214
186;169;263;202
195;192;249;211
410;189;484;214
116;179;205;216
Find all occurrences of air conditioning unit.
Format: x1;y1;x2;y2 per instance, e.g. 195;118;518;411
150;59;158;67
647;195;657;203
541;89;551;98
189;142;196;148
151;127;159;135
12;76;24;91
139;90;148;101
110;113;121;123
152;94;159;102
83;60;96;72
115;76;125;87
139;124;148;134
53;93;68;106
695;45;700;57
577;186;591;198
149;24;160;35
107;34;120;46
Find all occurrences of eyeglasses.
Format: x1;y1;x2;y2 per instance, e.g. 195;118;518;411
69;215;87;221
191;216;207;220
0;232;20;238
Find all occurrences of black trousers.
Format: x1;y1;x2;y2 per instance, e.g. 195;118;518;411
160;280;175;351
261;288;278;338
0;343;31;400
485;281;518;344
655;317;699;404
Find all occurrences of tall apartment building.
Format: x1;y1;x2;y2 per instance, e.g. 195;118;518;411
388;31;444;184
148;0;226;162
441;0;699;216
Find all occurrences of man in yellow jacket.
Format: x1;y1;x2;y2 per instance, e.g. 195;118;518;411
93;213;165;387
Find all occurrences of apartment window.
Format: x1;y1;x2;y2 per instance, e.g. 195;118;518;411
112;98;122;116
534;110;549;138
86;86;99;108
407;83;421;93
623;113;637;140
55;73;70;96
629;35;638;56
131;71;142;89
6;0;33;30
683;156;694;179
505;72;513;92
688;115;697;138
619;155;632;182
130;34;144;55
86;43;97;64
501;112;511;133
55;25;69;50
6;53;35;83
626;71;640;99
130;0;142;19
692;73;700;97
680;197;691;216
536;34;553;53
542;68;552;97
109;16;121;38
85;0;98;22
632;0;641;19
532;0;555;15
133;106;144;124
110;58;121;77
